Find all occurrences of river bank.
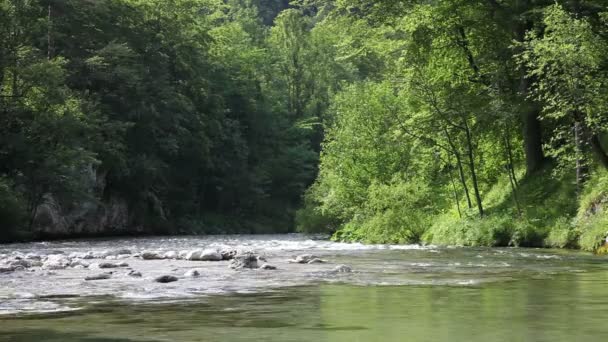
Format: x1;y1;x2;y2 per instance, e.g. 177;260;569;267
1;234;608;341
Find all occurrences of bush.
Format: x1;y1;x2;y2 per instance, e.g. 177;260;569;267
423;214;514;247
331;178;433;244
578;212;608;252
544;217;578;248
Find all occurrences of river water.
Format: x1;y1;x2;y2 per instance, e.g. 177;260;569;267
1;234;607;341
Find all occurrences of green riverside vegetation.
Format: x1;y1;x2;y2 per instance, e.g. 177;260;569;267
1;0;608;253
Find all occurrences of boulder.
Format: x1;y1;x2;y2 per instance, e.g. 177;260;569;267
307;258;326;264
178;250;190;260
69;260;90;268
155;275;178;283
220;249;238;260
200;249;222;261
9;259;32;268
163;251;178;260
0;266;15;273
141;251;164;260
229;253;260;270
185;250;203;261
98;262;120;269
42;255;70;270
85;273;112;281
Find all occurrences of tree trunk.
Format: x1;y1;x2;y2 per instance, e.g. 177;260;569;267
575;121;588;193
444;127;473;209
463;120;484;217
514;2;545;174
447;154;463;218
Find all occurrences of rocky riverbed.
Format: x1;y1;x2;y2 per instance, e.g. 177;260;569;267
0;234;603;316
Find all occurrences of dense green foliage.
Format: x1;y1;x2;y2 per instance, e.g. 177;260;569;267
2;0;608;250
294;0;608;252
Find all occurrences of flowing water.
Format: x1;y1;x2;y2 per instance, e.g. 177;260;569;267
1;234;607;341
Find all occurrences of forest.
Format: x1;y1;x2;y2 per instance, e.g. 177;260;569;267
1;0;608;253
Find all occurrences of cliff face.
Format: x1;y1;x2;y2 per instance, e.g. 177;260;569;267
31;166;140;238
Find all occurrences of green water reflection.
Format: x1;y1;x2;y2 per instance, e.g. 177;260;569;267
1;268;608;341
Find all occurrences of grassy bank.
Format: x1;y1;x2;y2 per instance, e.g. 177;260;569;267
299;167;608;254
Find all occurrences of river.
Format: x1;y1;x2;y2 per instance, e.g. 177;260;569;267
1;234;607;341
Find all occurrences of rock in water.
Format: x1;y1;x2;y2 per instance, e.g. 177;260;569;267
259;264;277;270
229;253;260;270
9;259;32;268
163;251;178;260
220;249;237;260
85;273;112;281
128;270;142;277
185;250;203;261
200;249;222;261
184;269;201;277
289;254;317;264
141;251;163;260
42;255;70;270
307;258;326;264
0;266;15;273
332;265;352;273
98;262;120;269
155;275;178;283
69;260;90;268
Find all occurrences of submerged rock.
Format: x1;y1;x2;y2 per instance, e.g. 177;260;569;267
184;269;201;277
307;258;326;264
259;264;277;270
289;254;318;264
127;270;142;277
96;262;129;269
332;265;353;273
85;273;112;281
155;275;178;283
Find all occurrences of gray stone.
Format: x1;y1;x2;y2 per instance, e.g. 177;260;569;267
229;253;260;270
155;275;178;283
128;270;142;277
289;254;318;264
332;265;352;273
259;264;277;270
85;273;112;281
220;249;237;260
307;258;326;264
184;269;201;277
185;250;203;261
141;251;163;260
163;251;178;259
200;249;222;261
